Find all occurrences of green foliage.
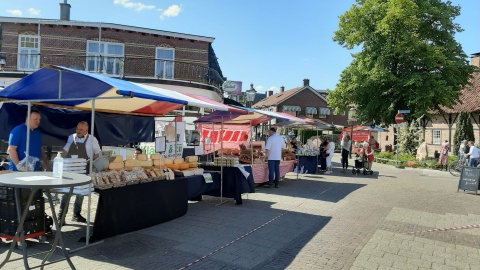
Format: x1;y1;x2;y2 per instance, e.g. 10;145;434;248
328;0;476;125
453;112;475;151
376;151;395;160
395;119;423;155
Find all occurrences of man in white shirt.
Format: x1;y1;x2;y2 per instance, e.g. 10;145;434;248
265;127;283;188
58;121;101;225
465;141;479;167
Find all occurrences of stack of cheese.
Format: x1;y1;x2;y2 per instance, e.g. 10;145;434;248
151;154;165;168
185;156;199;168
108;155;125;170
123;154;153;169
164;157;189;170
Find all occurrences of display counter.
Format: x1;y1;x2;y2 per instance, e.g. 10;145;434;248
92;178;188;241
200;165;255;204
251;160;296;183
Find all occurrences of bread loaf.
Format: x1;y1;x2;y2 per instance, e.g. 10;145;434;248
174;158;184;164
185;156;198;162
136;154;148;161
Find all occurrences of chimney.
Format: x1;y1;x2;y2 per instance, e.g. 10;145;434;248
268;90;274;97
471;53;480;67
303;79;310;86
280;86;285;93
60;0;71;20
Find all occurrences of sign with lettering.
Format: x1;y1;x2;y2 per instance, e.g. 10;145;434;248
457;167;480;194
222;81;242;96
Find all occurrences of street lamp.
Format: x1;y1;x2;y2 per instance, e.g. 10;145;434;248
347;106;357;159
245;83;257;108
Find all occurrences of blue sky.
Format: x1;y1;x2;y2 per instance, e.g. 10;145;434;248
1;0;478;95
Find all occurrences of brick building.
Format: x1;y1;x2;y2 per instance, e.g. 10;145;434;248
252;79;349;128
0;5;225;103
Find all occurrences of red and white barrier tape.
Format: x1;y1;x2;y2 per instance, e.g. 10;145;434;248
409;224;480;234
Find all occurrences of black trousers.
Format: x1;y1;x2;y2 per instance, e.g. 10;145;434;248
341;148;349;169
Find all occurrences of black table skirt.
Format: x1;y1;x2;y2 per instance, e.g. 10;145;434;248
199;166;255;204
93;178;188;241
186;173;220;200
295;155;321;174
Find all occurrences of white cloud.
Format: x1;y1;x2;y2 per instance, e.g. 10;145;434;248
7;9;22;16
256;85;264;91
27;8;41;15
159;4;181;20
113;0;155;12
268;86;277;91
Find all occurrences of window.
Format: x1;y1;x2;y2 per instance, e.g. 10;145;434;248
432;130;441;145
18;35;40;71
155;47;175;79
86;40;124;75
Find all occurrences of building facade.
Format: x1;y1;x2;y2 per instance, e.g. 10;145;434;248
0;10;225;102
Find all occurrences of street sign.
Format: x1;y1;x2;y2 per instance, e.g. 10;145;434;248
395;113;404;124
398;110;410;114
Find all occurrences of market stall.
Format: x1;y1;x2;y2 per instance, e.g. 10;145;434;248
0;66;240;246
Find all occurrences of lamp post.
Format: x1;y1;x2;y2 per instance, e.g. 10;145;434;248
347;106;357;159
245;83;257;108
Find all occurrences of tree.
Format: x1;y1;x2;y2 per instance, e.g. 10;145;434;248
396;118;423;155
453;111;474;151
328;0;476;125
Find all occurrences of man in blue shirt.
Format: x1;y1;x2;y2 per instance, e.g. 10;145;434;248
7;109;48;171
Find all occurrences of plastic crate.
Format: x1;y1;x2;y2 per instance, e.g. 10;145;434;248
0;198;45;220
0;218;45;236
0;186;42;201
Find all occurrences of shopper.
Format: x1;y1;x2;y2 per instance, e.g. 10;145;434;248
265;127;283;188
340;134;351;172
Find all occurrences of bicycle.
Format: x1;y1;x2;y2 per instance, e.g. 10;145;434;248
449;155;479;176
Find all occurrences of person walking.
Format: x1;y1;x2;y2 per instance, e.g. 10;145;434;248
325;137;335;174
340;134;351;173
58;121;101;225
7;108;50;171
265;127;283;188
438;140;450;171
465;141;479;167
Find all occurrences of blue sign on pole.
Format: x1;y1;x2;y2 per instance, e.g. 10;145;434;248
398;110;410;114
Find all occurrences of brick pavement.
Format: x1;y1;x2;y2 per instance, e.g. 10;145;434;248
2;156;480;269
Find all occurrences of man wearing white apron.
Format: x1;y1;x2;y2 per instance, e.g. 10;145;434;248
58;121;100;225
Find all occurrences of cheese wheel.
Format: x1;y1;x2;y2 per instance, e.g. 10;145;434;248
165;164;180;170
108;162;124;170
174;158;184;164
112;155;123;162
150;154;163;160
178;163;189;170
136;154;148;161
124;159;143;167
140;160;153;167
125;155;133;160
185;156;198;163
164;158;174;165
188;162;198;168
153;159;165;166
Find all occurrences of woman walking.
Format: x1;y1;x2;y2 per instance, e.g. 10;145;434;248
340;134;351;173
439;140;450;171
